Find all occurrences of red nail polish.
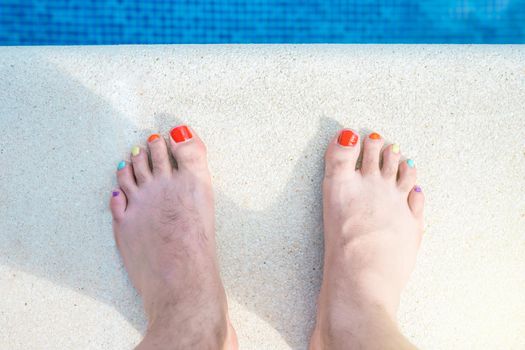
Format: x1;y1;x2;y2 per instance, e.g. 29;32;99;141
147;134;160;143
170;125;193;143
338;130;359;147
369;132;381;140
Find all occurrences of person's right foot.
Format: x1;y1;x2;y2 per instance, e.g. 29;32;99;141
311;129;424;349
110;125;237;350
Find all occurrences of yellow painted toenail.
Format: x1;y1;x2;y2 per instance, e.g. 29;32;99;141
392;144;400;154
131;146;140;156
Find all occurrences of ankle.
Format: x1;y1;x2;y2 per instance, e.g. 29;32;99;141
140;295;230;349
139;312;229;350
323;256;402;314
314;300;413;350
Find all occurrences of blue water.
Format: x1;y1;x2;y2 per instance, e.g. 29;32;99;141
1;0;524;45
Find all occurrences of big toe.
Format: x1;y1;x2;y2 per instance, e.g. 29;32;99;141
324;129;361;179
169;125;209;173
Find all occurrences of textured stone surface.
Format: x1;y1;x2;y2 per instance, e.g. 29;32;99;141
0;45;524;349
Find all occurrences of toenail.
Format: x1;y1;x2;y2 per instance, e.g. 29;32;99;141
112;190;120;197
392;144;400;154
338;129;359;147
117;161;126;170
414;185;422;192
407;159;415;168
147;134;160;143
369;132;381;140
131;146;140;156
170;125;193;143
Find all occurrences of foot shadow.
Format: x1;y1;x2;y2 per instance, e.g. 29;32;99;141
0;56;148;333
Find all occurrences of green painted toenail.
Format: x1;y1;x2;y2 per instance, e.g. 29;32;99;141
131;146;140;156
117;161;126;170
407;159;415;168
392;144;400;154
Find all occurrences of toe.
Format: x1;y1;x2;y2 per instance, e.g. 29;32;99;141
408;185;425;218
147;133;173;176
324;129;361;179
397;158;417;192
109;188;127;221
168;125;209;173
116;160;138;196
360;132;384;175
130;145;152;185
381;143;401;180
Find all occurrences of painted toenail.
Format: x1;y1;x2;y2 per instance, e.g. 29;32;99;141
369;132;381;140
147;134;160;143
170;125;193;143
117;161;126;170
131;146;140;156
407;159;415;168
338;129;359;147
112;190;120;197
414;185;422;192
392;144;400;154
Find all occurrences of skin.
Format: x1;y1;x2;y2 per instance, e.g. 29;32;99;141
110;127;423;349
110;127;237;349
310;130;424;349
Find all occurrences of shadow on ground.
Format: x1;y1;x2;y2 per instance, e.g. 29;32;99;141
0;55;342;348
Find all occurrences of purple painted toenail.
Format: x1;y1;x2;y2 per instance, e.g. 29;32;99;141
414;186;422;193
112;191;119;197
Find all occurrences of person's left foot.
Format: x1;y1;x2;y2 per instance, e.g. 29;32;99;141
110;125;237;349
310;129;424;349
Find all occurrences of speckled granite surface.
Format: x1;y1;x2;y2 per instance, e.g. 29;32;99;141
0;45;524;349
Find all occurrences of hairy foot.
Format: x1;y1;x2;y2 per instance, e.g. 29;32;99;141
110;126;237;349
311;130;424;349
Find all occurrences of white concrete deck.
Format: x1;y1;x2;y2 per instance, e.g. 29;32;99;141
0;45;524;349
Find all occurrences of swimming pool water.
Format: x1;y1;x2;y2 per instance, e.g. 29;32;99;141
1;0;524;45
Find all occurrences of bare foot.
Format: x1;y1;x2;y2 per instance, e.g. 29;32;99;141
110;126;237;349
310;130;424;349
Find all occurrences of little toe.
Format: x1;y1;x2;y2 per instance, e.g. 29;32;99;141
397;158;417;192
109;188;127;222
408;185;425;218
116;160;138;196
324;129;361;179
168;125;209;173
130;145;152;185
147;133;172;176
360;132;384;175
381;143;401;180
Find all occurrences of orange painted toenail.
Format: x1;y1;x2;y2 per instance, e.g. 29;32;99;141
338;130;359;147
148;134;160;143
369;132;381;140
170;125;193;143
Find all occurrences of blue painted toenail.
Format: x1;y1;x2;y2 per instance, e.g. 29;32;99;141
117;161;126;170
407;159;415;168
